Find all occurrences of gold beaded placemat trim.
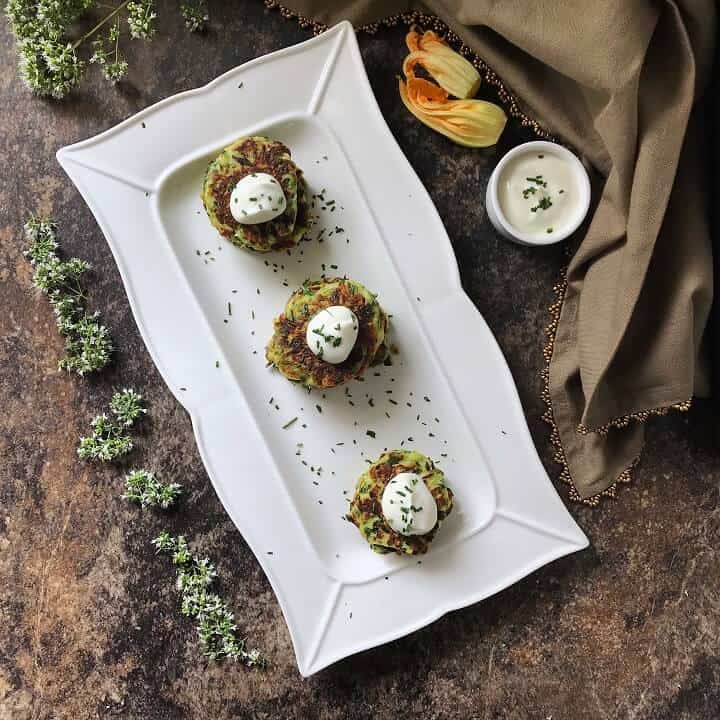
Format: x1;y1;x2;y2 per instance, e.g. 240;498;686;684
542;271;693;505
264;0;692;505
541;272;635;505
576;400;691;436
264;0;327;34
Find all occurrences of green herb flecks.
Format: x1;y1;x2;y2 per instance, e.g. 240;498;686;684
531;196;553;213
311;323;342;348
522;175;554;212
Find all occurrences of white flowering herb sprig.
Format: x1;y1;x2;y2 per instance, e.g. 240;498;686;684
5;0;206;97
122;469;182;509
151;531;265;666
24;216;113;375
126;0;156;39
180;1;207;32
78;388;146;461
5;0;91;98
88;17;129;83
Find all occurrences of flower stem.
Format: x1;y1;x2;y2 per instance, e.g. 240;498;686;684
72;0;132;50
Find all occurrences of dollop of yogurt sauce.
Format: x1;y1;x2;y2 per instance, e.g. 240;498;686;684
497;150;577;240
381;472;438;536
230;172;286;224
306;305;359;364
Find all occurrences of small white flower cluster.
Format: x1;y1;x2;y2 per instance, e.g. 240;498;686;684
126;0;156;40
109;387;146;425
122;469;182;509
24;216;113;375
6;0;92;98
6;0;204;97
151;532;265;666
77;388;146;461
180;1;208;33
89;20;129;84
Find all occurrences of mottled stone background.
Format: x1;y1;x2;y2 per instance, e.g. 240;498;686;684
1;2;718;719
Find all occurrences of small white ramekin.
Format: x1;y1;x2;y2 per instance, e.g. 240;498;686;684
485;140;591;246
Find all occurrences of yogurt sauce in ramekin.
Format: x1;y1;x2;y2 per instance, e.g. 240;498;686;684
486;141;590;246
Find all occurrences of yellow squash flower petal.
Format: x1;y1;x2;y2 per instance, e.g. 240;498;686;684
398;76;507;148
403;29;481;99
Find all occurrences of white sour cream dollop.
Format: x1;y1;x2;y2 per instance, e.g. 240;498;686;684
306;305;359;364
381;472;438;536
230;172;286;224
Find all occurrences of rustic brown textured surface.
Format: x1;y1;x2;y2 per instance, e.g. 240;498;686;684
1;3;718;718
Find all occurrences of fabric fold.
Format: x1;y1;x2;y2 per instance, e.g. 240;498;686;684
269;0;715;500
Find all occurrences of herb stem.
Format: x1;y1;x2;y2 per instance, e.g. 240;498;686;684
72;0;132;50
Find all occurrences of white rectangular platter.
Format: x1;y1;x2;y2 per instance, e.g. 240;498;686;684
57;22;588;676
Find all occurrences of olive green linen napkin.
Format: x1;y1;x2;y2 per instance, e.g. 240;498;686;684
270;0;715;501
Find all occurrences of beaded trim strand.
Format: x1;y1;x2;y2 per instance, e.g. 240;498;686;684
264;0;327;34
541;273;637;505
576;401;691;436
264;0;693;504
542;271;692;504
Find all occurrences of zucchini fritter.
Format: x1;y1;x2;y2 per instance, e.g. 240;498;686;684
347;450;453;555
266;277;388;389
202;135;309;252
